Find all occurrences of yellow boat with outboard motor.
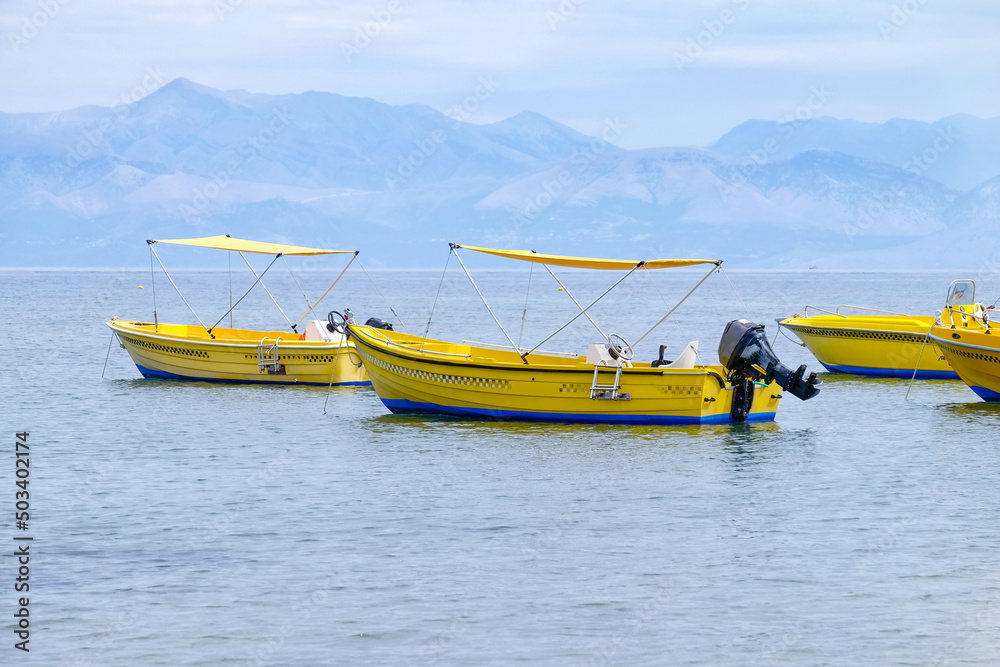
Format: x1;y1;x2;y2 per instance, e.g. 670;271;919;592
106;236;370;386
929;279;1000;401
343;244;821;425
778;306;957;379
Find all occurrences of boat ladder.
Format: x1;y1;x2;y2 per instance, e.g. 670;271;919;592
590;363;630;401
257;337;286;374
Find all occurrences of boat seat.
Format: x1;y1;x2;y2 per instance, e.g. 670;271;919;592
586;343;630;368
304;320;342;342
663;341;699;369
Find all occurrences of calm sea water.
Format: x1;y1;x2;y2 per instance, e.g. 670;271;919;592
4;266;1000;666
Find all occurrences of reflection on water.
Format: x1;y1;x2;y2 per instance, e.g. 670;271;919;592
365;411;783;443
120;376;369;394
939;400;1000;422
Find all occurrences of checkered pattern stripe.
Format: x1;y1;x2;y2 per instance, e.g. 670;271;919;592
243;353;342;363
659;385;702;396
357;346;511;390
938;341;1000;366
122;336;209;359
789;326;925;343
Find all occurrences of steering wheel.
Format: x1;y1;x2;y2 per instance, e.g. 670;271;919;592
327;310;347;335
607;333;634;361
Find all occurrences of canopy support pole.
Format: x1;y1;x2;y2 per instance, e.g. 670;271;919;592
544;264;609;343
147;241;211;336
451;245;524;362
209;254;282;335
239;252;296;332
148;245;159;331
523;263;643;360
294;251;359;329
631;263;720;348
228;253;233;328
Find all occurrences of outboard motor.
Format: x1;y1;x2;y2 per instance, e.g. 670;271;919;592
365;317;394;331
718;319;821;421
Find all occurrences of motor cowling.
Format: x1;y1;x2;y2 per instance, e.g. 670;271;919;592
365;317;393;331
718;319;821;402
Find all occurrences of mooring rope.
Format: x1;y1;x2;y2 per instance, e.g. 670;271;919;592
101;330;117;378
323;335;345;415
904;334;930;402
517;264;534;349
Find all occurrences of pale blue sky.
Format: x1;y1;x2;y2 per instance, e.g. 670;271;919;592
1;0;997;147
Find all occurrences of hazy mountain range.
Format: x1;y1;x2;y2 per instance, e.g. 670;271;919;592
1;78;998;268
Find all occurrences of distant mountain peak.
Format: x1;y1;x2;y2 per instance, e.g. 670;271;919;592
710;113;1000;191
486;110;587;137
151;77;220;98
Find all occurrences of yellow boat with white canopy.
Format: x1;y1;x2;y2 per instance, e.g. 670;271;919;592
107;235;371;386
344;244;821;425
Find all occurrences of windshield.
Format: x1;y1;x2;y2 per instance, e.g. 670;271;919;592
946;280;976;307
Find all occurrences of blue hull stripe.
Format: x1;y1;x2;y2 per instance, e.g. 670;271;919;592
380;398;775;425
819;363;958;380
970;385;1000;402
134;364;371;387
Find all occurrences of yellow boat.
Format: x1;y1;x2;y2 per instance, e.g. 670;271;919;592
344;244;821;425
929;280;1000;401
107;236;370;386
779;307;957;379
